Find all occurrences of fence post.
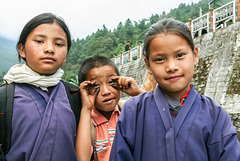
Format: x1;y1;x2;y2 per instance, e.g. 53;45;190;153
129;47;131;62
113;55;115;63
210;7;214;32
188;18;192;32
138;43;141;59
238;0;240;21
120;52;123;65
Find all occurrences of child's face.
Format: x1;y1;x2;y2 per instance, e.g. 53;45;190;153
19;23;68;75
86;65;120;112
145;33;199;99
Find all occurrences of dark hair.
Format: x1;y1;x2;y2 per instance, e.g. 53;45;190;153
143;18;194;61
78;56;120;84
17;13;72;61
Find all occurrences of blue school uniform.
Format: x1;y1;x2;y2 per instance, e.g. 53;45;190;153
110;85;240;161
6;82;78;161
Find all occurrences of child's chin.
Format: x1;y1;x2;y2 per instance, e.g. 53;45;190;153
97;105;116;112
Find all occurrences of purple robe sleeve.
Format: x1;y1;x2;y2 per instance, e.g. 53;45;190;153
110;121;135;161
110;99;135;161
206;99;240;160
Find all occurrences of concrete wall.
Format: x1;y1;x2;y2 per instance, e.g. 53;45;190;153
117;22;240;139
193;22;240;113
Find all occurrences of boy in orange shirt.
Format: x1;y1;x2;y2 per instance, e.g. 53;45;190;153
75;56;144;161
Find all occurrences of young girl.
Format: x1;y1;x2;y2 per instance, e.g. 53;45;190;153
1;13;80;161
75;56;144;161
110;19;240;161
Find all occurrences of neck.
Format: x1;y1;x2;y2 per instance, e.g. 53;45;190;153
161;85;192;99
97;109;113;120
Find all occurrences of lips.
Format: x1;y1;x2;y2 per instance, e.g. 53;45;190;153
41;57;56;62
166;75;182;81
103;97;114;103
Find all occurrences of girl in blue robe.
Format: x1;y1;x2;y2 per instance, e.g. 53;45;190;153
110;18;240;161
3;13;79;161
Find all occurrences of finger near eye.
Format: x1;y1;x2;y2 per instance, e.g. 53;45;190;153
88;86;99;95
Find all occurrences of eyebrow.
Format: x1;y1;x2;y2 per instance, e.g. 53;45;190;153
154;53;166;56
106;74;116;78
89;77;97;81
32;34;44;38
34;34;66;41
174;48;186;53
157;47;187;54
88;74;116;81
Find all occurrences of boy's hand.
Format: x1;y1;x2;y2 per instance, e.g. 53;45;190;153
112;76;145;96
79;81;99;111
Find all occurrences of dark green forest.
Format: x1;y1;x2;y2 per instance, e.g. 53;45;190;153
62;0;209;84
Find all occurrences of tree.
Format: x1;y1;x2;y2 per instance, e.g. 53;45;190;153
150;14;160;24
61;0;208;83
124;18;134;42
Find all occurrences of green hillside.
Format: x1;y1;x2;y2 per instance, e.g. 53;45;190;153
0;36;18;75
62;0;209;82
0;0;209;81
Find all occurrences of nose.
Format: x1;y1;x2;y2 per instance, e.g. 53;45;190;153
166;59;178;73
100;84;111;96
44;42;55;54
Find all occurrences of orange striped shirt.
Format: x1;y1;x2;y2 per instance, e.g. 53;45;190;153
91;106;120;161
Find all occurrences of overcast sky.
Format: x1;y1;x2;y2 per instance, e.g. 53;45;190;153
0;0;200;41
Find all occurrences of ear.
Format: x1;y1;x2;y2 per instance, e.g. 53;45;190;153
18;44;26;59
144;57;152;74
193;47;199;66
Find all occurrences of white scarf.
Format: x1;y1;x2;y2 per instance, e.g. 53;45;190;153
4;64;64;91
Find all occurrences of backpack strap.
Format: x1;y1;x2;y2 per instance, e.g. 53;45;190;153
61;81;81;128
90;120;95;148
90;121;95;161
0;82;15;160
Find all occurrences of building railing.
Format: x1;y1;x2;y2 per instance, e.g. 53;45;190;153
112;43;143;65
189;0;238;37
112;0;240;64
191;13;210;37
213;0;236;31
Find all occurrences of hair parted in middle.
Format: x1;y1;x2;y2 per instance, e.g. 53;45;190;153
17;13;72;62
143;18;195;61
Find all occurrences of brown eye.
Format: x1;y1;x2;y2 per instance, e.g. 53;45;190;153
88;83;100;95
110;79;119;90
35;40;43;44
177;53;185;58
56;43;63;47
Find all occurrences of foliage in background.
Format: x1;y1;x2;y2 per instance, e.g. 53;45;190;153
0;36;18;74
0;72;6;81
62;0;209;82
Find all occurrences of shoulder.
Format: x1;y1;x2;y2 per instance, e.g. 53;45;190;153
60;80;80;95
91;108;106;122
0;82;15;91
123;91;154;109
199;95;231;122
0;79;8;88
119;91;154;121
200;95;237;140
200;95;228;115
